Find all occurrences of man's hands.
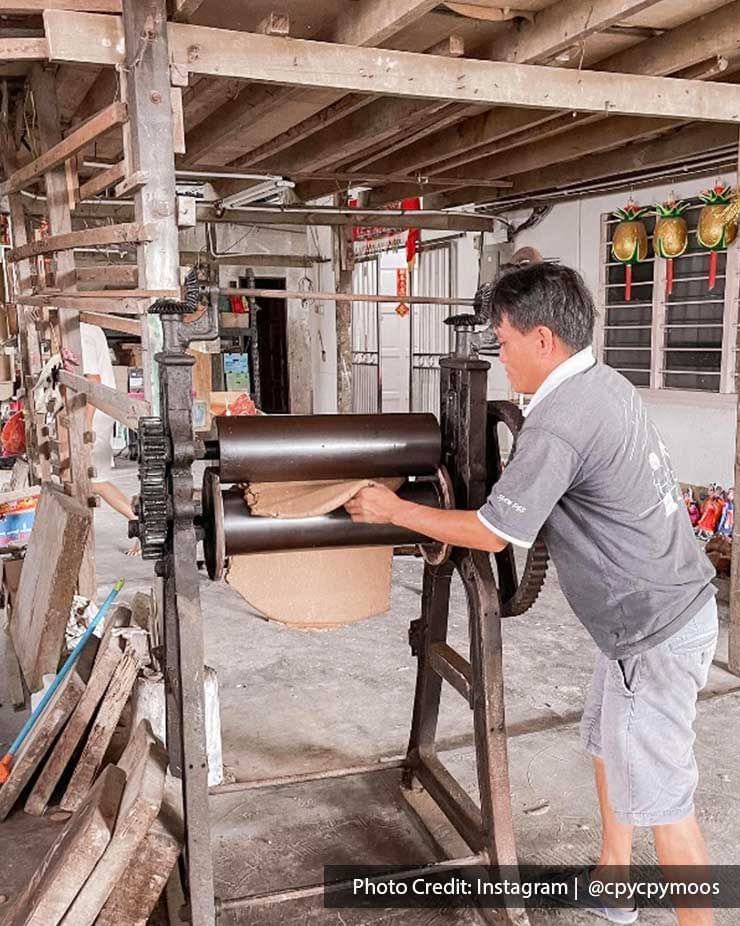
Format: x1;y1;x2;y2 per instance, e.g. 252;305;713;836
345;483;404;525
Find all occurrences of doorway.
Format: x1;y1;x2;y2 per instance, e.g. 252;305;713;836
238;275;290;413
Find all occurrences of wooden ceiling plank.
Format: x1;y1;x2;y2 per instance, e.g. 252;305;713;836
484;0;664;65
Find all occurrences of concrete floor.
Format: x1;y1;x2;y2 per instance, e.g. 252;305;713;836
2;460;740;925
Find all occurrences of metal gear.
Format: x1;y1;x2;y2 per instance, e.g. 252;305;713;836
136;417;168;559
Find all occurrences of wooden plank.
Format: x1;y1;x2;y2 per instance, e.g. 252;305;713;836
600;0;740;77
96;774;184;926
1;623;25;709
78;160;126;199
7;221;155;262
332;0;437;46
0;101;128;196
21;294;147;314
0;0;119;10
169;26;740;124
60;645;142;812
61;720;168;924
0;669;85;821
76;263;138;285
58;369;150;428
25;631;125;817
0;37;48;60
171;0;205;22
485;0;663;65
5;765;125;926
79;311;141;335
10;485;91;692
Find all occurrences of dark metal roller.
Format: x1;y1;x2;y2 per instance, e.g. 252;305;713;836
215;413;441;483
201;469;447;579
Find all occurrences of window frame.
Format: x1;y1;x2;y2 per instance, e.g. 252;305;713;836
597;208;740;397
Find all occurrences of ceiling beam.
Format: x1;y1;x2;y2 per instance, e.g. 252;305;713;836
359;3;740;183
176;0;439;167
484;0;662;65
428;123;740;208
43;16;740;125
598;0;740;77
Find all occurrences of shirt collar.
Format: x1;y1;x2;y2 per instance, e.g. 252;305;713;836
522;347;596;418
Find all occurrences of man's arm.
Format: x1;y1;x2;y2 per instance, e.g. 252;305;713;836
344;484;508;553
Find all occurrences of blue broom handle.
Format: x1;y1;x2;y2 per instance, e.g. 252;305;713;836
7;579;125;758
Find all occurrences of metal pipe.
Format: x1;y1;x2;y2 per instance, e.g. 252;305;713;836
222;479;441;555
223;287;475;306
216;413;441;483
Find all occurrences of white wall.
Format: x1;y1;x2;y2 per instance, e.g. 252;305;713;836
501;171;739;487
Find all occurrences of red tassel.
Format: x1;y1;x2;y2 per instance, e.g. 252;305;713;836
666;259;674;296
625;264;632;302
708;251;718;291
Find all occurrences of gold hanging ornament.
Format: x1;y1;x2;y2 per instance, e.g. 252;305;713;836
698;182;738;290
654;197;688;296
611;200;649;301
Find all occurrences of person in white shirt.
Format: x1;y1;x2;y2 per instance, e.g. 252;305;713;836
80;323;139;555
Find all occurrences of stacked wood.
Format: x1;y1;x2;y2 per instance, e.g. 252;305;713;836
3;723;183;926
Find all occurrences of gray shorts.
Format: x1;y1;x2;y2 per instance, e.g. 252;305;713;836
580;597;718;827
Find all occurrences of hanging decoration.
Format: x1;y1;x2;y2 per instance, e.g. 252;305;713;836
395;268;410;317
654;197;688;296
611;200;649;301
697;182;738;290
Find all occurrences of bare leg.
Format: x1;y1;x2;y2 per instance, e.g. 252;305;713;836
653;815;714;926
593;756;634;874
92;480;140;555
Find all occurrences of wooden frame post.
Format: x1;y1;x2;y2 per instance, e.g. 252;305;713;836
120;2;215;924
30;63;96;598
333;219;354;413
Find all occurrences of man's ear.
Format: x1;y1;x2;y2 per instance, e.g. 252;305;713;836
536;326;556;355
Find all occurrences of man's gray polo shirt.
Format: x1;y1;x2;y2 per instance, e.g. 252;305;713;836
478;348;715;659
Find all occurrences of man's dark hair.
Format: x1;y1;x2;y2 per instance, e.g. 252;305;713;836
490;262;596;352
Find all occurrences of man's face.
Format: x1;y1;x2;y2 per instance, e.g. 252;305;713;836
495;315;552;394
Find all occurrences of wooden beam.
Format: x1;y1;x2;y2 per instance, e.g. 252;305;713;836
23;294;147;313
485;0;663;65
257;11;290;36
58;369;149;427
78;310;141;335
0;36;48;59
427;34;464;57
599;0;740;77
7;222;154;262
228;93;373;166
361;4;740;202
178;1;438;167
436;115;681;183
226;287;475;305
331;0;438;47
171;0;205;23
78;159;126;199
0;0;118;9
463;122;739;203
76;263;137;285
44;14;740;125
0;101;128;196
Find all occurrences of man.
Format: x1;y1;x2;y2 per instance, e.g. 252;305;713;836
345;263;718;926
79;322;140;555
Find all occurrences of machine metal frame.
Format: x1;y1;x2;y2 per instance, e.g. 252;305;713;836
136;301;547;926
